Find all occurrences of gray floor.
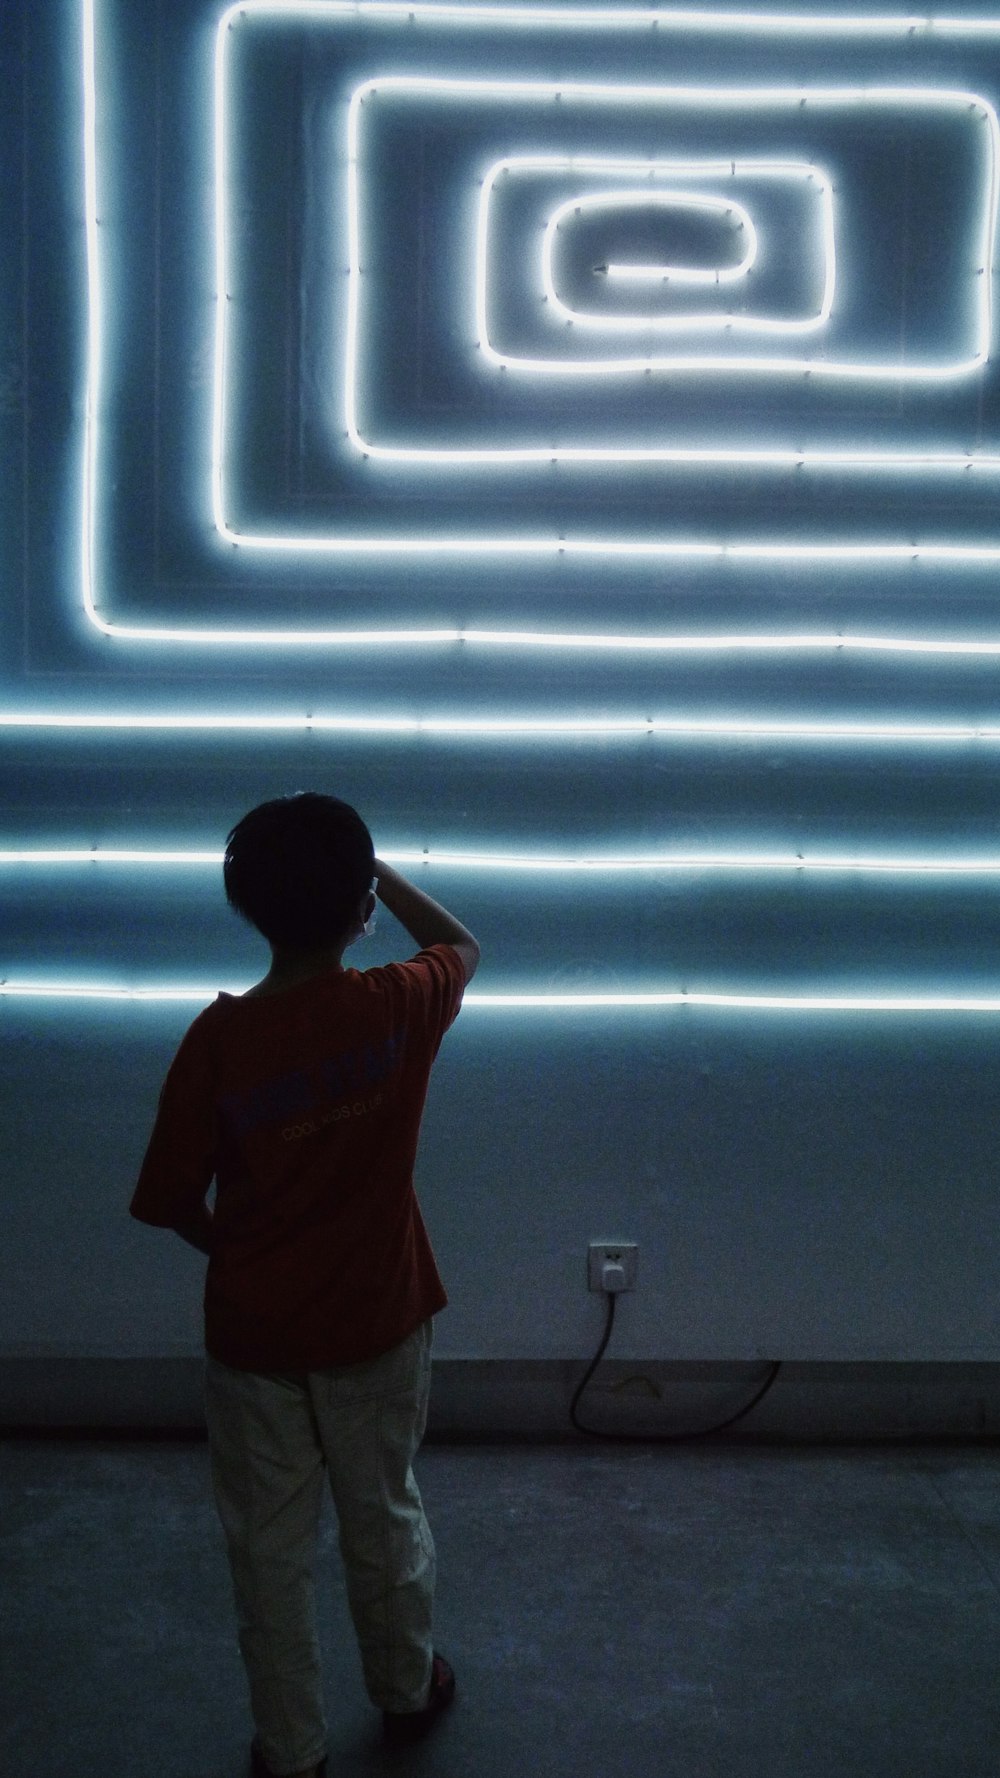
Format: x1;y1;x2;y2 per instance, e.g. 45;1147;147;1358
3;1435;1000;1778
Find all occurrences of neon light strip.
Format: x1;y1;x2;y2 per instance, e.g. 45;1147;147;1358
544;186;763;319
82;0;101;638
5;979;1000;1011
214;24;1000;544
79;0;1000;648
201;7;1000;39
0;850;229;866
355;84;989;421
8;846;1000;875
96;2;1000;40
606;257;754;282
501;161;831;355
206;533;1000;555
53;619;1000;655
13;709;1000;739
601;196;758;284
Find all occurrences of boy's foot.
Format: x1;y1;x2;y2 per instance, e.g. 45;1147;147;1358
383;1652;456;1747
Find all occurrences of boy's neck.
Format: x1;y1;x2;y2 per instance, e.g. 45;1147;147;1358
245;942;350;998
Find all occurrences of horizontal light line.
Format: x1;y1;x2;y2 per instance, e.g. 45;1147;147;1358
357;74;991;104
49;627;1000;655
343;435;996;451
6;847;1000;876
4;979;1000;1011
469;993;1000;1009
220;4;1000;38
0;983;245;1004
7;714;1000;741
382;850;1000;874
0;850;227;866
483;10;1000;34
456;630;1000;655
199;538;1000;562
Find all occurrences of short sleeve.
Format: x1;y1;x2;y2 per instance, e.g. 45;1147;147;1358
129;1013;219;1227
387;943;468;1057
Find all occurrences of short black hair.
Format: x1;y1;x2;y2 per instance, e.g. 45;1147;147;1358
224;792;375;950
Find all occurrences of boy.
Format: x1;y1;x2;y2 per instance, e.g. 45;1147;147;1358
129;792;480;1778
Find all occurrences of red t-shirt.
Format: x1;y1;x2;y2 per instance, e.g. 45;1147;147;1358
130;943;467;1371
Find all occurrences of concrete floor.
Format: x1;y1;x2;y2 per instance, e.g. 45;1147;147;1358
3;1435;1000;1778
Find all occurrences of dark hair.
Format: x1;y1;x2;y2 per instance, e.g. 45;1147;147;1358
223;793;375;950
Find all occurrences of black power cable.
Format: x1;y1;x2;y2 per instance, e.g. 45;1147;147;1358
570;1288;782;1442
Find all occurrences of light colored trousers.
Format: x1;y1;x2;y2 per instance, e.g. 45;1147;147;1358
203;1317;436;1776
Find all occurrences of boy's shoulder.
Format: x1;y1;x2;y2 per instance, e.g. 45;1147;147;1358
185;943;462;1031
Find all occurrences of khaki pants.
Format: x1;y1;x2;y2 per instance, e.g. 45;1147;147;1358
203;1318;436;1776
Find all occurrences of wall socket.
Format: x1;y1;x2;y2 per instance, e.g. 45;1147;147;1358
588;1241;638;1293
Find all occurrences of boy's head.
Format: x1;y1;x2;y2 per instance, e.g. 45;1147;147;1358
224;792;375;953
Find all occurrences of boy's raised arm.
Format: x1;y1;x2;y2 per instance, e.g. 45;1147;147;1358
374;860;481;983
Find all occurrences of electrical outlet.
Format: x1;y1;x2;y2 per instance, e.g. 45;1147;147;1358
588;1241;638;1293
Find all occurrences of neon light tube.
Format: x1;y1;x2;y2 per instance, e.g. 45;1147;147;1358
9;710;1000;741
357;83;991;413
120;3;1000;42
542;187;763;320
47;619;1000;656
8;846;1000;876
603;198;756;281
0;850;227;866
208;25;1000;555
80;0;1000;648
0;982;246;1004
5;979;1000;1012
467;992;1000;1009
488;159;834;360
